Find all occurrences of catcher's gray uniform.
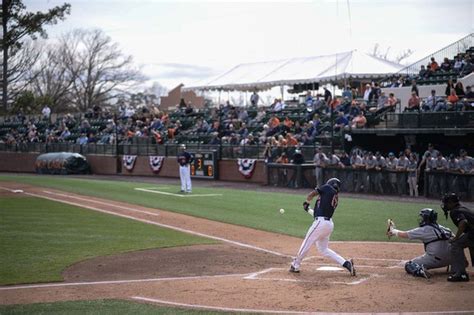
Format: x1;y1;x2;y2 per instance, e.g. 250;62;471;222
406;224;453;269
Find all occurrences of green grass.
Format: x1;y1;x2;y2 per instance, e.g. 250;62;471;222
0;197;215;285
0;174;457;241
0;300;228;315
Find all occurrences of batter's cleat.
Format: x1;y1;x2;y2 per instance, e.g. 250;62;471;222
447;273;470;282
289;265;300;273
418;265;431;279
343;259;356;276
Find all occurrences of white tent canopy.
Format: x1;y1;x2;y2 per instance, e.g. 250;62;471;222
184;50;403;92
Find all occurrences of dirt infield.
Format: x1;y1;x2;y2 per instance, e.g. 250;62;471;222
0;181;473;314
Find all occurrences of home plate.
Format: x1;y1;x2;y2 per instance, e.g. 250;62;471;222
317;266;344;271
12;190;24;193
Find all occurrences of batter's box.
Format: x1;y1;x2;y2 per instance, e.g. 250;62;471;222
243;267;377;285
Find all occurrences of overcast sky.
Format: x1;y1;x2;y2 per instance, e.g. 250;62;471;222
25;0;473;89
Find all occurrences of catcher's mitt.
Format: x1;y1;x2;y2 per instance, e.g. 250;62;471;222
386;219;395;239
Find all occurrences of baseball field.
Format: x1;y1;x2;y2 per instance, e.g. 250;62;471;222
0;174;473;314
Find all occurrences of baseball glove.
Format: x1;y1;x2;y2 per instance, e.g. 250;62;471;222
303;201;310;212
386;219;395;239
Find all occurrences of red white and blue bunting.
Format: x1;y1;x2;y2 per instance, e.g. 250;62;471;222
237;158;257;179
123;155;137;171
149;156;165;173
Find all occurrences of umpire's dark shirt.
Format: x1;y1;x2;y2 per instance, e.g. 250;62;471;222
450;205;474;235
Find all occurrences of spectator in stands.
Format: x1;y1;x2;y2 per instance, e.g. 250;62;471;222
441;57;452;72
59;127;71;141
342;86;352;100
363;83;371;102
447;90;460;110
250;91;259;106
419;65;428;78
42;104;51;121
453;56;463;73
377;91;388;108
405;92;421;112
423;90;439;111
411;80;419;97
445;79;455;96
407;153;418;197
334;111;349;132
460;56;474;77
466;85;474;99
351;111;367;129
272;98;284;112
387;93;398;108
179;98;187;109
369;83;381;103
348;100;361;120
305;91;314;107
455;81;465;97
429;57;439;71
76;133;88;145
323;87;332;106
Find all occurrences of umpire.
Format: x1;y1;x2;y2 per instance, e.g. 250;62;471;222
441;193;474;282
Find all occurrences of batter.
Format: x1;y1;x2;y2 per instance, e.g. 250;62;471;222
290;178;356;276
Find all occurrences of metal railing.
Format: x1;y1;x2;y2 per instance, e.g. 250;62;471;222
398;33;474;75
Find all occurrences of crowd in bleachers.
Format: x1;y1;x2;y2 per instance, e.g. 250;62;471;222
381;46;474;88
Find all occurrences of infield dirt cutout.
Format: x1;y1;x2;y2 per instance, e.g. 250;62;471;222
0;182;473;314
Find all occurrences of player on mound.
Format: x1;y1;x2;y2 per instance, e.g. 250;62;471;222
289;178;356;276
387;208;453;279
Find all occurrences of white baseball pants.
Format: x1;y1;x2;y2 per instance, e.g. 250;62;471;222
179;165;192;192
292;217;346;270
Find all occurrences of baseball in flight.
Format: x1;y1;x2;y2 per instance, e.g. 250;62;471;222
279;208;285;214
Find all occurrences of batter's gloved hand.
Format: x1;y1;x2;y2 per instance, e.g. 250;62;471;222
303;201;310;212
386;219;395;239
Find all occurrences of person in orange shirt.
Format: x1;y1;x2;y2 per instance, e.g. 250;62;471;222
285;133;298;147
429;57;439;71
351;112;367;128
447;90;459;104
268;115;281;130
283;116;294;131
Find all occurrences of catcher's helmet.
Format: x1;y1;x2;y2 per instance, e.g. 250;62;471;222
418;208;438;227
326;178;341;192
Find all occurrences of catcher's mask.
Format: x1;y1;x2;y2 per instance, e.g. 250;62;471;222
418;208;438;227
441;192;460;219
326;178;341;192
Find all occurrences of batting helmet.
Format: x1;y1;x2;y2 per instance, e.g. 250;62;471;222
326;178;341;192
418;208;438;227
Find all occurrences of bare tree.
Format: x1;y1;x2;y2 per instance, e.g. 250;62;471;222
370;43;413;64
4;39;42;101
29;42;75;111
59;29;146;111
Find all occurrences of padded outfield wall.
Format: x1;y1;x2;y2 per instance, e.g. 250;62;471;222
0;152;267;184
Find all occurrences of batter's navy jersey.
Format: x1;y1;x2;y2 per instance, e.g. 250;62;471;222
314;184;338;218
177;152;192;166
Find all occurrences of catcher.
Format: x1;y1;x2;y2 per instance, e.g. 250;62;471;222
387;208;453;279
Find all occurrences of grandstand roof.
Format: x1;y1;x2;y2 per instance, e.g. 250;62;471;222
184;50;403;91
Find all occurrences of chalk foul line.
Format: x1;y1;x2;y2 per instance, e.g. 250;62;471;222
135;187;222;198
